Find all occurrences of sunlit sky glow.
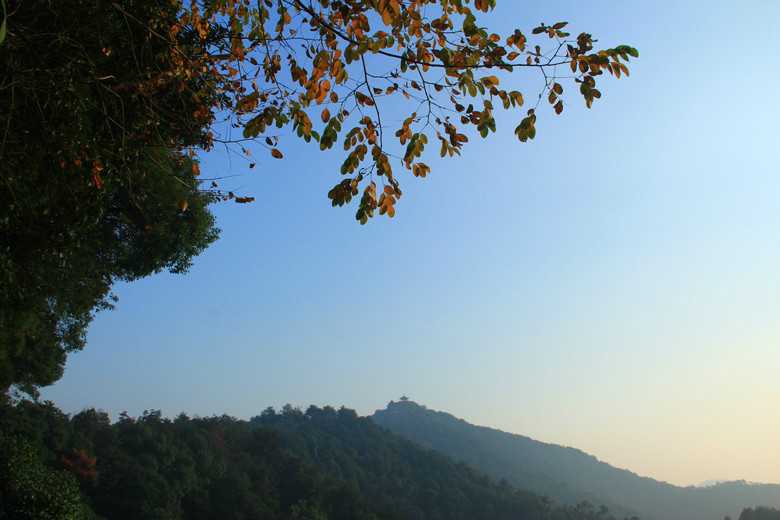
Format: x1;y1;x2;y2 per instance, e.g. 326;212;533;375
41;1;779;488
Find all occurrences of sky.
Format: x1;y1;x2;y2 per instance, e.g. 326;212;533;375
40;1;779;488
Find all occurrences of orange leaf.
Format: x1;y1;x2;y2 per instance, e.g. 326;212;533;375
271;149;283;159
381;7;393;25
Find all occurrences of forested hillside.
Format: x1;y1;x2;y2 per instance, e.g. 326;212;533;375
372;400;780;520
1;400;624;520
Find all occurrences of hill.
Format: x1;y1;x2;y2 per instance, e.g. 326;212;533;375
1;400;623;520
372;399;780;520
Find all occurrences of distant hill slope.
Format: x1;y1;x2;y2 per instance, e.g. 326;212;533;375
253;405;611;520
372;400;780;520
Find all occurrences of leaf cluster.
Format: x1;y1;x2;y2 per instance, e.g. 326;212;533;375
180;0;638;222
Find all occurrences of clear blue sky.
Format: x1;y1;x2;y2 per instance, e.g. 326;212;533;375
41;1;779;487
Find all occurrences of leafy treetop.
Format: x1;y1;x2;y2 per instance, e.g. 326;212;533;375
0;0;220;396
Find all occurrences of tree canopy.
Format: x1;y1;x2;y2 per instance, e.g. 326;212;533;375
0;0;637;395
0;0;221;395
1;400;632;520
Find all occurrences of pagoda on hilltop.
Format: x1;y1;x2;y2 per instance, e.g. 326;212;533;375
399;395;409;401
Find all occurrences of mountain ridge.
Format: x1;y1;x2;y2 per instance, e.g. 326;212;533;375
371;399;780;520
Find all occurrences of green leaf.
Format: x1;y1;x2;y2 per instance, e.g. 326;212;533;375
0;0;6;44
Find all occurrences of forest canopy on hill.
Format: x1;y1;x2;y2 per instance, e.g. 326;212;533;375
2;400;630;520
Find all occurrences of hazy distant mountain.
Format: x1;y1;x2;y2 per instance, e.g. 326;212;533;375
372;400;780;520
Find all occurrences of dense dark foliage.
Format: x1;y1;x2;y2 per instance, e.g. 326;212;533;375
372;400;780;520
0;435;85;519
0;0;220;396
2;400;635;520
739;507;780;520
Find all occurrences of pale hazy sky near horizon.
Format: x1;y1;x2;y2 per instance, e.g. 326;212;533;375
40;1;779;488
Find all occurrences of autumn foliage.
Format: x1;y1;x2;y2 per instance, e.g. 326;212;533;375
58;448;99;483
0;0;636;396
175;0;638;222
